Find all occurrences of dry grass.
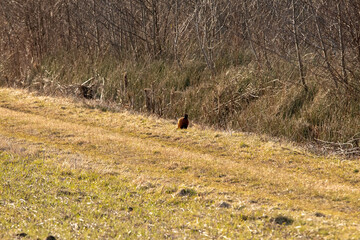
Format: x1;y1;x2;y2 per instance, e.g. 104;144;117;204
0;87;360;239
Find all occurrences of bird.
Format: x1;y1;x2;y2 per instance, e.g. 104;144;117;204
177;114;189;129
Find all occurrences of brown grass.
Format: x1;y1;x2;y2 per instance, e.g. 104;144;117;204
0;87;360;239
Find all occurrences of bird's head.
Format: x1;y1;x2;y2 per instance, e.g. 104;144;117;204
184;114;188;119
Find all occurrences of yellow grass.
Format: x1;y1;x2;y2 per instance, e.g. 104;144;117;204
0;87;360;239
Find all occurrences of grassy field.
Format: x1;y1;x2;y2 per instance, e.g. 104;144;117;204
0;88;360;239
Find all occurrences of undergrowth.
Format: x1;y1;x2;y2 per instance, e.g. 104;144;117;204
1;51;360;144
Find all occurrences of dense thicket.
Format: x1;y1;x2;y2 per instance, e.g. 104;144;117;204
1;0;360;148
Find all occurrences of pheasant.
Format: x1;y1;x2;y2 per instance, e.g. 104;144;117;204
177;114;189;129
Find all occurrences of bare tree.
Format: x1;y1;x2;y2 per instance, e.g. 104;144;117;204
0;0;359;94
292;0;308;91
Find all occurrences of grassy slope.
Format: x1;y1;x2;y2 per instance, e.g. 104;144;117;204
0;88;359;239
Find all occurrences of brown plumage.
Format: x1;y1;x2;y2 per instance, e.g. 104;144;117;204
177;114;189;129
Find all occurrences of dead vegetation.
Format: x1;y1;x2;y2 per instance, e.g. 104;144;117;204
1;1;360;145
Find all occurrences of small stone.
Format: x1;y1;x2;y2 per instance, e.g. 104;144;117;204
272;216;294;225
315;212;326;217
16;233;27;238
177;188;196;197
219;201;231;208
